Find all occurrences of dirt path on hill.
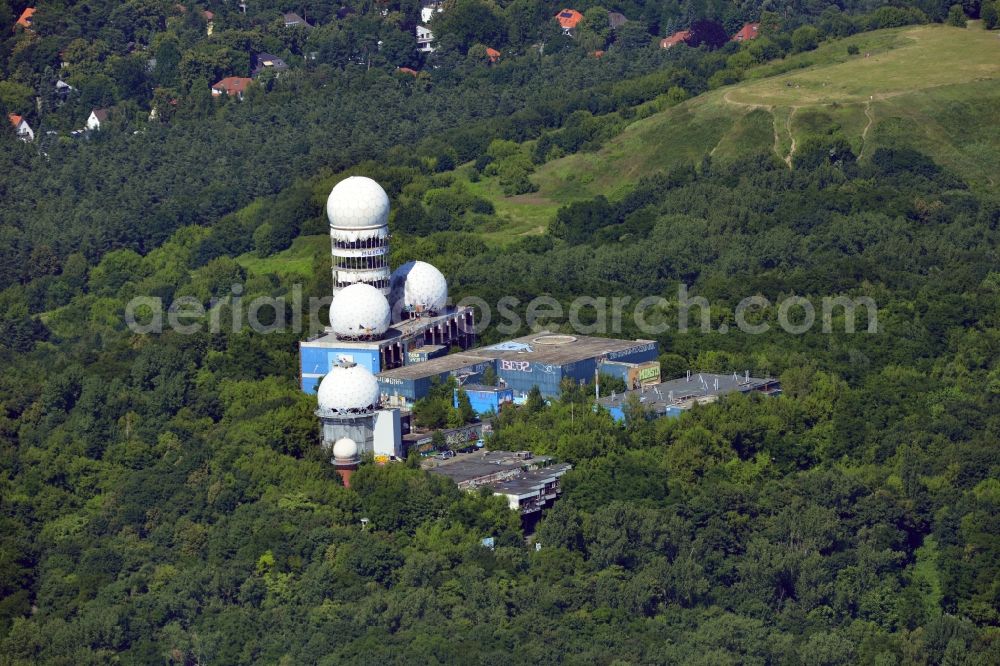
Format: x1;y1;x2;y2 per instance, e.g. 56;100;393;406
860;101;875;160
784;107;799;166
723;90;772;110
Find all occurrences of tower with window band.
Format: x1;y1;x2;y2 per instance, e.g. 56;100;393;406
326;176;392;296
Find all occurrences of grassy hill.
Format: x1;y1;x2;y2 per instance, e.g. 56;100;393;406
486;24;1000;234
239;24;999;266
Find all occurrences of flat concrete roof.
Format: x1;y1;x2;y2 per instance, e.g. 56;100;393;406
493;463;573;495
423;450;554;485
412;344;447;355
378;352;491;382
375;331;656;382
598;372;780;413
461;384;510;393
492;477;543;495
303;306;472;348
462;331;656;367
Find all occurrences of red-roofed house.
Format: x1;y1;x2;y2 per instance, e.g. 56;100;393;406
87;108;111;131
396;67;419;77
660;29;692;49
731;22;760;42
15;7;35;30
486;47;501;63
555;9;583;34
8;114;33;141
211;77;253;99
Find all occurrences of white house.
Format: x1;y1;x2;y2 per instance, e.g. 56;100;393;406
416;25;435;53
87;108;110;131
420;3;443;23
8;114;34;142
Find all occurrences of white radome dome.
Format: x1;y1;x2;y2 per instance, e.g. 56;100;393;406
329;283;390;339
332;437;359;461
390;261;448;316
317;363;381;414
326;176;390;229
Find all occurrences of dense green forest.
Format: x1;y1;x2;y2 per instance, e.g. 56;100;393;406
2;0;993;289
1;0;999;664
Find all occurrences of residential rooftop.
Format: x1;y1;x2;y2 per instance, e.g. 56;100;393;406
555;9;583;29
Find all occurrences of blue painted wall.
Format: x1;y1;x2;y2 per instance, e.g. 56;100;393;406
606;342;658;365
378;361;493;403
378;376;432;402
300;343;381;395
495;360;563;397
600;361;633;383
455;387;514;416
494;341;658;398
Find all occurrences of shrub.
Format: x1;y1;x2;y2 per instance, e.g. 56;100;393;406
984;1;999;29
435;151;457;172
863;6;927;30
791;25;820;53
793;135;856;170
946;4;967;26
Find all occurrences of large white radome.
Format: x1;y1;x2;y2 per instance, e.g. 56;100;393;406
326;176;390;229
332;437;359;461
329;283;391;338
317;363;381;414
391;261;448;316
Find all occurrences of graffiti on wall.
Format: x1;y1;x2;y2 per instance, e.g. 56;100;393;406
638;365;660;383
499;359;532;372
606;342;656;360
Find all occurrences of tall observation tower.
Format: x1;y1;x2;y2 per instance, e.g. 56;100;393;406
326;176;391;296
299;177;476;394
